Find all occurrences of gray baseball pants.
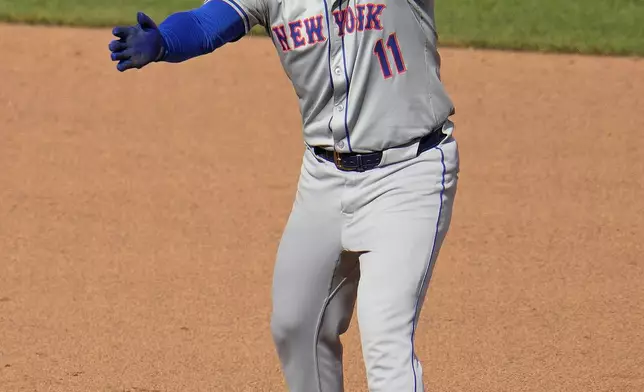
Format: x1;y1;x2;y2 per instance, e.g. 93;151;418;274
270;127;459;392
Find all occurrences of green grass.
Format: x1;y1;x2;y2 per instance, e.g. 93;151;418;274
0;0;201;27
434;0;644;56
0;0;643;56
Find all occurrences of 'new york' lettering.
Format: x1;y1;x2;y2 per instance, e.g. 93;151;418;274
272;15;326;52
333;4;385;36
271;4;386;52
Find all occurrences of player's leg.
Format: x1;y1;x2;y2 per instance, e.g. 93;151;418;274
346;136;459;391
270;148;359;392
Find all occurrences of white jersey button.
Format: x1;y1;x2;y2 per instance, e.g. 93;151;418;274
334;67;342;75
337;104;344;111
336;141;345;149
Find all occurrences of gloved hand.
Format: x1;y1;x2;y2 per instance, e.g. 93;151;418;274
109;12;166;72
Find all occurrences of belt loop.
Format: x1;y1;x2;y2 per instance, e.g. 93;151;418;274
356;155;364;172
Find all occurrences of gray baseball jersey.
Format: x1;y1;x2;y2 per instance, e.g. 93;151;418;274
220;0;454;154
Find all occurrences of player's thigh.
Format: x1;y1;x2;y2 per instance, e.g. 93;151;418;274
272;202;343;304
355;215;446;338
271;150;348;333
352;143;459;340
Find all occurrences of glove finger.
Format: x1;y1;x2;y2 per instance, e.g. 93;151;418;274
112;26;134;39
137;12;158;30
108;40;128;52
116;59;136;72
111;49;132;62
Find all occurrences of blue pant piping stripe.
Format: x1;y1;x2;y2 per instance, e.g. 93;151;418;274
411;146;446;391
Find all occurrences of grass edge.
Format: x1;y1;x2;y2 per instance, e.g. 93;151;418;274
1;15;642;58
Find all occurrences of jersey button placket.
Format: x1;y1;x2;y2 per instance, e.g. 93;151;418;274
330;30;348;151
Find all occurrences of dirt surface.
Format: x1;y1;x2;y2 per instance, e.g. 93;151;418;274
1;23;643;392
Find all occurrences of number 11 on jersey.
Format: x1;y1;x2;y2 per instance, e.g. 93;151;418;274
373;33;406;79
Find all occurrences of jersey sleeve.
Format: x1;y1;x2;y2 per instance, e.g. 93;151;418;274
205;0;269;32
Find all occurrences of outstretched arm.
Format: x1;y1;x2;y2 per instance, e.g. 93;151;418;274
109;1;246;72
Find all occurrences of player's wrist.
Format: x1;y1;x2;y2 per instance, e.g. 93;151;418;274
154;31;169;62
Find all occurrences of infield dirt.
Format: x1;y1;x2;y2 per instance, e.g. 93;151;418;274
1;23;643;392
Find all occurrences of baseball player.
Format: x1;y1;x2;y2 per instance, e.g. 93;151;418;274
109;0;459;390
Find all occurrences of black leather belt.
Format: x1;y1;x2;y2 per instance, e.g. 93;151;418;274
313;128;446;172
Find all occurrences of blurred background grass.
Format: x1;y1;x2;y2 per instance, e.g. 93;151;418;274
0;0;195;27
0;0;642;56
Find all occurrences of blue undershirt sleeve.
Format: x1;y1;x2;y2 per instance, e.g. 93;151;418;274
157;0;246;63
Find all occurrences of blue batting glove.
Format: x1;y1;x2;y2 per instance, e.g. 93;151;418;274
109;12;166;72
